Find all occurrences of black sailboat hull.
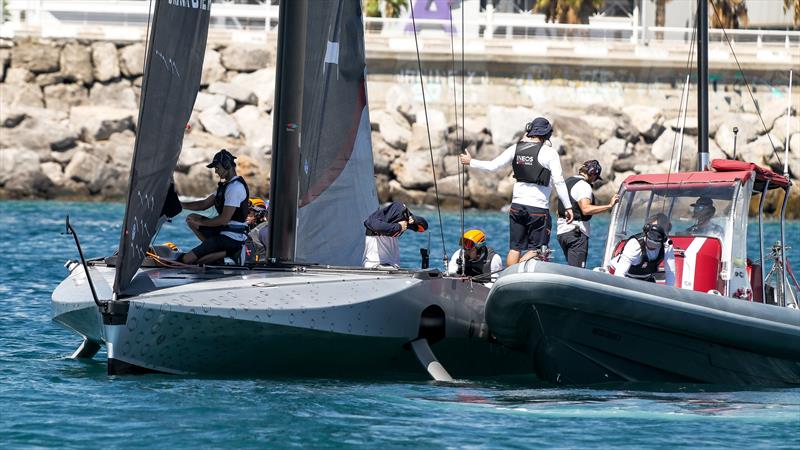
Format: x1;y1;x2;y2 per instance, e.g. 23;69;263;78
486;261;800;386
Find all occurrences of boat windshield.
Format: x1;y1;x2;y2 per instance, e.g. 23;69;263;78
613;183;737;243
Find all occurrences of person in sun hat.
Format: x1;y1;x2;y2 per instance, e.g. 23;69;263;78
556;160;620;268
609;214;676;286
362;201;429;269
685;196;724;238
447;229;503;282
178;148;249;265
460;117;574;267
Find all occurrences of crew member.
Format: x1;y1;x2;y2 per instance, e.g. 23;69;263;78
556;160;619;268
609;215;676;286
460;117;573;266
179;149;249;265
685;196;724;237
245;197;269;262
447;229;503;281
363;202;428;268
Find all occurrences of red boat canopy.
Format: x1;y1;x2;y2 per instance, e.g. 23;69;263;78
623;159;790;191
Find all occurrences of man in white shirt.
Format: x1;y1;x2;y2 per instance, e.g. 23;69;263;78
556;160;619;268
362;202;428;268
609;217;676;287
460;117;573;266
685;196;724;238
179;149;249;265
447;229;504;283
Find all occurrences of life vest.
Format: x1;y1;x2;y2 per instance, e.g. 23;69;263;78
624;233;665;280
557;176;594;222
214;176;250;233
511;142;550;186
457;247;497;277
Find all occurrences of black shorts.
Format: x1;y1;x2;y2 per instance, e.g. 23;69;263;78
191;234;244;261
557;228;589;268
508;203;551;252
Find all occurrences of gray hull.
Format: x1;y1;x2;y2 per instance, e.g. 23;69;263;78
53;264;528;377
486;261;800;386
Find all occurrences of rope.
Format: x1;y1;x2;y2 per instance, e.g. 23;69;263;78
141;0;154;86
709;1;783;167
146;251;192;268
409;4;447;267
447;2;466;275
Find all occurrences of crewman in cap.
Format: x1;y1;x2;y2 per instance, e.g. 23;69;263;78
609;214;676;286
685;196;724;238
179;148;250;265
362;201;429;268
556;160;620;268
460;117;574;266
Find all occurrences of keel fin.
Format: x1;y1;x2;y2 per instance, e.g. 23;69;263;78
71;338;101;359
410;338;453;382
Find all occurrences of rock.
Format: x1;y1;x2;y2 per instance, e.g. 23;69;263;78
1;109;26;128
384;85;416;125
715;113;763;156
371;131;403;175
0;148;40;186
4;67;33;83
71;105;137;142
40;161;65;185
593;137;629;178
60;42;94;85
232;105;272;150
790;133;799;154
388;179;427;205
440;154;462;177
651;128;693;163
174;163;217;198
665;116;698;136
63;150;102;183
0;49;8;81
207;81;258;105
612;155;638;172
50;146;80;165
91;42;120;82
193;92;227;111
2;170;53;198
201;49;226;86
198;106;240;138
486;106;531;148
435;174;469;197
35;72;67;87
391;148;445;190
44;83;89;111
220;45;271;71
177;145;217;172
586;104;638;142
408;119;447;153
0;83;43;109
373;109;411;150
0;114;77;155
771;114;800;147
89;80;138;110
623;105;665;141
787;134;799;178
740;133;782;165
230;68;275;112
375;174;391;203
11;40;60;73
550;113;597;151
582;114;617;144
119;43;145;78
467;166;509;210
235;154;269;196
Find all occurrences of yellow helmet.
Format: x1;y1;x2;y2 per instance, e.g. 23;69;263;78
249;197;266;209
460;229;486;249
163;242;178;251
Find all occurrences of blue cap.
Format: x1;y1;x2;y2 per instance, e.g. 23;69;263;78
525;117;553;138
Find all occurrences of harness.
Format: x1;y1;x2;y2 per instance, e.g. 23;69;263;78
457;247;497;277
511;142;550;186
557;176;594;222
625;233;665;280
213;176;250;233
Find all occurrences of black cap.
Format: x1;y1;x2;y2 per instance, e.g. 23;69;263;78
526;117;552;138
409;215;428;232
206;148;237;168
690;196;714;208
643;224;667;243
582;159;603;180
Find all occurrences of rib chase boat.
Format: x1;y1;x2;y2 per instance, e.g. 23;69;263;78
484;1;799;386
51;0;526;378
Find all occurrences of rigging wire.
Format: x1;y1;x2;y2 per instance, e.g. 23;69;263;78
709;1;783;167
460;1;467;273
409;4;448;267
447;1;466;274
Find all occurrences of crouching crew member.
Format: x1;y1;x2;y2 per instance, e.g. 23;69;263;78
363;202;429;268
447;229;504;280
556;160;619;268
244;197;269;262
609;218;676;287
179;149;249;265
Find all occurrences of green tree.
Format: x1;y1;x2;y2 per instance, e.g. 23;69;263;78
534;0;604;24
363;0;408;18
710;0;748;29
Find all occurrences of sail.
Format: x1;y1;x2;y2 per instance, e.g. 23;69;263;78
295;0;378;266
113;1;211;294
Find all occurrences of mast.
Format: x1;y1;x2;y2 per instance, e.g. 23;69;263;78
697;0;709;171
268;0;308;263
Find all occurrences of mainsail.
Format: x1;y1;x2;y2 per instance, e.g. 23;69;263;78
113;1;211;294
295;0;378;266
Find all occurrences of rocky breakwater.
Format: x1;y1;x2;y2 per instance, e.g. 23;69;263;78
1;37;798;217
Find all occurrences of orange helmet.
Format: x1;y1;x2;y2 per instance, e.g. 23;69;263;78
249;197;266;209
163;242;178;251
460;229;486;249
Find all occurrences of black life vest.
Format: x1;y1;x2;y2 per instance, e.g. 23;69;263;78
557;176;595;222
511;142;550;186
214;176;250;231
457;247;497;277
625;233;665;280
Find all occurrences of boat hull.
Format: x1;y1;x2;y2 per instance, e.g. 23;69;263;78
486;261;800;386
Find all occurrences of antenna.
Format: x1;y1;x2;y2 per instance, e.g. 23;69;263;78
732;127;739;160
784;70;793;178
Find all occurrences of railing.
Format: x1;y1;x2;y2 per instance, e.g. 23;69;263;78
2;0;798;49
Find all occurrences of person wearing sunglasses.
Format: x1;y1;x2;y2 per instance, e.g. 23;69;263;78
608;214;676;286
362;201;429;268
447;229;504;282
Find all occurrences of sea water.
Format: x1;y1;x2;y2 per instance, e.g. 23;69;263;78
1;200;798;448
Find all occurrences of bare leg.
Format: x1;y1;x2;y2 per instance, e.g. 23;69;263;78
506;250;520;266
186;215;207;242
519;250;536;263
181;251;199;264
197;251;226;265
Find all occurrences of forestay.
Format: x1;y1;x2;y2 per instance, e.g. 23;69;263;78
113;1;211;294
295;0;378;266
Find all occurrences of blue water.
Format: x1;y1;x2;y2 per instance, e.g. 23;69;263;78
1;200;798;448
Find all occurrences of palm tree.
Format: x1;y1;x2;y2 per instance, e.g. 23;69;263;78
709;0;748;29
655;0;673;40
534;0;603;24
784;0;799;26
